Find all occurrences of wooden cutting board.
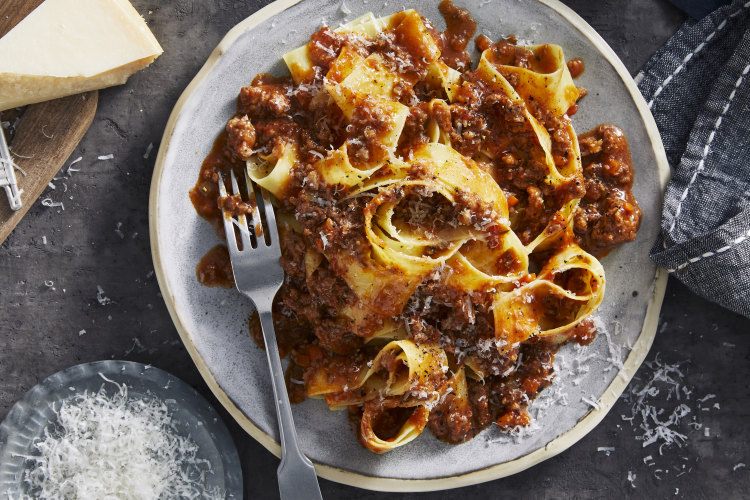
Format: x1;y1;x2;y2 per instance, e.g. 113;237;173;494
0;0;98;245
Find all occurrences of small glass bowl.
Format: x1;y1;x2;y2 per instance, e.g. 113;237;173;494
0;360;243;498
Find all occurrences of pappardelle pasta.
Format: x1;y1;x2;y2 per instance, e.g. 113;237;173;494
191;1;641;453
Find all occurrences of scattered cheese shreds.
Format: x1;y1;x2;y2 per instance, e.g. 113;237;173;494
22;377;222;499
627;470;636;488
97;154;114;160
66;156;83;176
41;198;64;210
582;395;600;411
734;463;746;471
143;142;154;159
621;356;691;450
96;285;112;305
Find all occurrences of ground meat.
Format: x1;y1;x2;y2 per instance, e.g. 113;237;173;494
565;317;597;346
314;318;365;355
493;342;555;430
219;194;255;218
437;100;487;157
307;27;373;69
308;27;346;68
225;115;256;161
397;103;431;156
238;83;291;118
477;34;533;69
279;230;308;281
428;382;475;443
345;97;396;165
294;86;347;156
574;124;642;256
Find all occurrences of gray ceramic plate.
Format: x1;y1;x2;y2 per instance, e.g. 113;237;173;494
149;0;669;491
0;360;242;498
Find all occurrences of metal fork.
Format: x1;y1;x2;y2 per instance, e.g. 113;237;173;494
218;169;323;500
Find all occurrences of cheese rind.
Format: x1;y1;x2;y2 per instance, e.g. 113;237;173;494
0;0;163;110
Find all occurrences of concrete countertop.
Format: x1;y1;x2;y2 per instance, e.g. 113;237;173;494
2;0;749;498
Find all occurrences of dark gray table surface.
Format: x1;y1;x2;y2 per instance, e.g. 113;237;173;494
2;1;749;498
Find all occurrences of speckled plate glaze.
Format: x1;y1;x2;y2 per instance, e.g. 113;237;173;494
149;0;669;491
0;360;242;498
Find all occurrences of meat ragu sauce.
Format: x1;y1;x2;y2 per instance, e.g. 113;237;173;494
196;244;234;288
191;0;642;448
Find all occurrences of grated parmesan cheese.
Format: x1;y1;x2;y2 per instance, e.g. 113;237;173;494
582;395;600;411
41;198;64;210
66;156;83;176
22;376;221;499
96;285;112;305
627;470;636;488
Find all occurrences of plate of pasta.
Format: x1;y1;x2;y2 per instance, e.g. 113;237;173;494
150;0;669;491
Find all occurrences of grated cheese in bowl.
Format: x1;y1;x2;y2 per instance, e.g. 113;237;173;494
21;375;223;500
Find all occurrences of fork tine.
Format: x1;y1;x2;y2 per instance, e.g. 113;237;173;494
260;188;279;244
230;169;255;249
217;171;239;254
249;175;278;247
243;169;264;244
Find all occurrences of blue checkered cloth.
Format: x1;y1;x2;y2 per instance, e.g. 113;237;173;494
638;0;750;318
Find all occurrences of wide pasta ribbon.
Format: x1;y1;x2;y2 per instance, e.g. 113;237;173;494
245;141;297;200
472;50;584;249
492;243;605;352
335;142;516;315
484;43;579;118
360;400;431;453
306;339;447;408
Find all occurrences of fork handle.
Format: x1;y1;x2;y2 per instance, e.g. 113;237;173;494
258;309;323;500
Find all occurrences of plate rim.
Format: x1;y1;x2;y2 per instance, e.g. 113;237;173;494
148;0;670;491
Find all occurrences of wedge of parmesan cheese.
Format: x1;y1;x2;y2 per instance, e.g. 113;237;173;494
0;0;163;111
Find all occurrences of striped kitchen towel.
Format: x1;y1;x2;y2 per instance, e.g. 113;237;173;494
638;0;750;318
